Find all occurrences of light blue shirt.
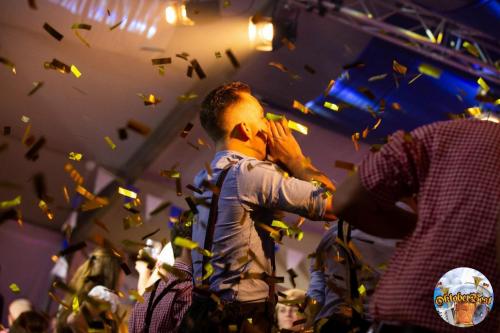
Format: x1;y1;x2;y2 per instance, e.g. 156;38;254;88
192;150;327;302
306;224;397;322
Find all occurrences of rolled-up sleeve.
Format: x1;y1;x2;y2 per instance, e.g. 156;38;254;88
235;160;327;220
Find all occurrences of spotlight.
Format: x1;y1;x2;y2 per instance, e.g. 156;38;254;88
248;15;274;51
165;1;194;26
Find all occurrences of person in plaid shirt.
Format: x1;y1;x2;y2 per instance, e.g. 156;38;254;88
129;221;193;333
332;119;500;332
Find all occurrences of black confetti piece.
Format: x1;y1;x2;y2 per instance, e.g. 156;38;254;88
43;22;64;41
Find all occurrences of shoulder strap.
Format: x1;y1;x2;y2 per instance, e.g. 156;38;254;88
143;278;188;333
202;166;232;285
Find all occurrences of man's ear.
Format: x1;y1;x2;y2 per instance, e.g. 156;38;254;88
231;122;251;141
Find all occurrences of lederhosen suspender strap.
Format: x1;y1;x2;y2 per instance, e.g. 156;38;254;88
337;220;361;313
202;166;232;285
143;278;186;333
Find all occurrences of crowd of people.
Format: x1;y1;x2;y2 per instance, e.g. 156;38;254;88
1;82;499;333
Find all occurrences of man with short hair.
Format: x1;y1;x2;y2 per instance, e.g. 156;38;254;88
182;82;337;332
332;119;500;332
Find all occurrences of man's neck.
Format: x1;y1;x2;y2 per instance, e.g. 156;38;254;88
216;140;264;160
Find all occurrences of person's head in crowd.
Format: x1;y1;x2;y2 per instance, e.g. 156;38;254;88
7;299;32;326
276;289;307;332
69;247;122;296
201;81;269;160
9;311;49;333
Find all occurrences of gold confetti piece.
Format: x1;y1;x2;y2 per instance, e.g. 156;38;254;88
128;290;144;303
151;58;171;65
104;136;116;150
44;58;71;74
324;80;335;96
109;20;123;31
392;60;407;75
63;186;70;203
72;296;80;313
127;119;151;136
351;132;360;151
76;185;95;201
269;62;288;72
201;263;214;280
64;163;84;185
304;64;316;74
123;214;142;230
118;187;137;199
71;23;92;47
21;115;30;123
292;100;311;114
334;160;356;172
477;77;489;93
358;87;376;100
373;118;382;130
138;93;161;106
342;61;365;70
92;219;109;233
215;51;222;58
68;152;83;161
177;92;198;102
228;325;238;332
43;22;64;41
362;127;369;139
28;81;44;96
391;102;402;111
467;107;482;117
0;57;16;74
271;220;289;229
25;137;46;161
323;101;339;111
368;73;387;82
358;284;366;296
21;123;32;145
38;200;54;220
418;63;441;79
190;59;206;79
9;283;21;293
0;196;21;209
225;49;240;68
281;37;296;50
288;120;308;135
462;41;480;57
180;122;194;138
265;112;283;121
70;65;82;78
173;237;198;250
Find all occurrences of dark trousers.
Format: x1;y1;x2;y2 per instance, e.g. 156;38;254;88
180;296;274;333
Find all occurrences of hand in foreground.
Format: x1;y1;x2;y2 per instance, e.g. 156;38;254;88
267;118;304;167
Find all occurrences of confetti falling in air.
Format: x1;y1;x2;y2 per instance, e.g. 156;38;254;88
127;119;151;136
368;73;387;82
38;199;54;220
324;80;335;96
173;237;198;250
0;57;16;74
477;77;489;93
151;57;172;65
43;22;64;41
392;60;407;75
9;283;21;293
190;59;206;79
462;41;480;58
70;65;82;78
225;49;240;68
71;23;92;47
292;100;311;114
287;120;308;135
418;63;441;79
28;81;44;96
323;101;339;111
180;122;194;138
104;136;116;150
0;196;21;210
118;187;137;199
68;152;83;161
109;20;123;31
